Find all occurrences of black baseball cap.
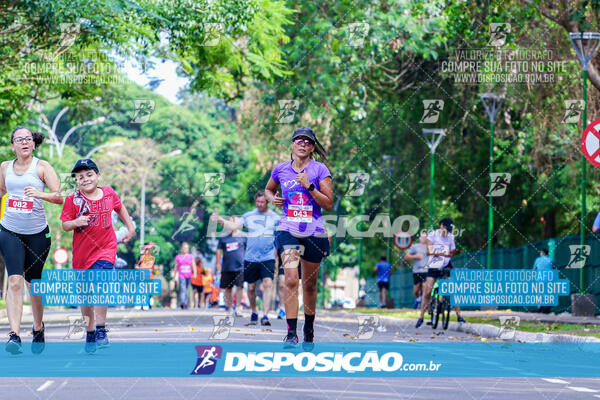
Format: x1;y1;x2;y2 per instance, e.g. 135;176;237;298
71;159;99;175
292;126;317;143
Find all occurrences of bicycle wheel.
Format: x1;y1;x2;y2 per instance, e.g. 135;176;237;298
431;296;440;329
442;297;451;330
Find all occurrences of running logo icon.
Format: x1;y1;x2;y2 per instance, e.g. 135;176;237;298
347;173;370;196
488;173;511;197
566;245;590;269
191;345;223;375
64;315;90;340
209;316;234;340
489;23;510;47
355;315;379;339
203;173;225;196
420;100;444;124
131;100;155;123
345;22;369;47
276;100;299;124
561;100;584;124
497;316;520;340
200;23;223;46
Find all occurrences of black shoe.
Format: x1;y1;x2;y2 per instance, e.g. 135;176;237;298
283;332;298;349
6;332;22;355
85;331;96;354
260;316;271;326
32;323;45;354
302;329;314;351
415;318;423;329
457;316;466;324
95;327;109;349
426;321;432;326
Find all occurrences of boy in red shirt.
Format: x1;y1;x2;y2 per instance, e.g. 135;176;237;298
60;159;135;353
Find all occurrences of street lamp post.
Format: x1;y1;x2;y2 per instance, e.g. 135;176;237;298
39;106;106;159
382;155;400;265
481;93;503;271
139;149;183;247
85;142;124;159
569;32;600;294
422;129;446;230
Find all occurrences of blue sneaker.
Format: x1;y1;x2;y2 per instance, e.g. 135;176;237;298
85;331;96;354
260;315;271;326
283;332;298;349
95;327;109;349
277;308;285;320
248;312;258;326
415;318;424;329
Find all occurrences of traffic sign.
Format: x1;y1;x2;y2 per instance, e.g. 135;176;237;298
581;118;600;168
52;248;69;265
393;231;413;250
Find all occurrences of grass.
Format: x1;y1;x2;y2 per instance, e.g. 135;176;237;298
345;308;600;338
0;299;4;310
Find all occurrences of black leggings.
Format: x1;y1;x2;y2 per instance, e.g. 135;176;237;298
0;225;51;282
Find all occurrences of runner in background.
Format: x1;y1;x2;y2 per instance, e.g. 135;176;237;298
60;159;135;353
404;232;429;309
265;126;332;347
211;190;279;326
173;242;193;309
191;257;204;308
215;216;246;317
202;267;214;308
0;127;62;354
374;256;393;308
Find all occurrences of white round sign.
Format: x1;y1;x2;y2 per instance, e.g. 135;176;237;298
52;248;69;265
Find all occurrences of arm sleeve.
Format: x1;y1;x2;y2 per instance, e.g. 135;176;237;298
271;164;280;184
111;187;122;212
59;195;76;222
594;212;600;229
318;163;332;182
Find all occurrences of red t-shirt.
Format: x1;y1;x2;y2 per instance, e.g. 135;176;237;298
60;186;122;269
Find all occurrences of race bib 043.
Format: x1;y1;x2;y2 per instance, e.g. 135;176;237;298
287;204;313;223
6;194;34;214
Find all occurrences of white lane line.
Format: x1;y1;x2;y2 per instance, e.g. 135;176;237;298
59;380;68;389
192;382;407;397
566;386;598;393
542;378;569;384
593;395;600;398
36;380;54;392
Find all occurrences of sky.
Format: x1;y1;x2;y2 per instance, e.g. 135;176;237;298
121;57;189;104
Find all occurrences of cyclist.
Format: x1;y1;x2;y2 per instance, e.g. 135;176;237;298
415;218;465;328
264;126;332;347
0;127;62;354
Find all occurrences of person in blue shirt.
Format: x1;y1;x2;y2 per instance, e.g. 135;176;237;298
533;248;553;271
533;248;553;313
374;256;393;308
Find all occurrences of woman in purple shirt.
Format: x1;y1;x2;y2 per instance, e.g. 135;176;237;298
265;127;333;348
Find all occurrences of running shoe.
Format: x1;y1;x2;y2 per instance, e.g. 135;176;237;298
277;308;285;319
31;322;45;354
283;332;299;348
260;316;271;326
457;316;466;324
248;312;258;325
302;327;314;351
415;318;424;329
95;327;109;348
85;331;96;354
5;332;22;355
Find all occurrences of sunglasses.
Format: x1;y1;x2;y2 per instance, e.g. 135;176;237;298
293;138;315;146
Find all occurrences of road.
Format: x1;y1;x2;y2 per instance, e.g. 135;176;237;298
0;308;598;399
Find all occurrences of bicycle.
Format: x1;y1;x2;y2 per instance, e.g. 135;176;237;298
429;280;451;329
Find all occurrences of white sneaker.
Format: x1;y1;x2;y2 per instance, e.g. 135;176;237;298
231;309;243;317
376;325;387;333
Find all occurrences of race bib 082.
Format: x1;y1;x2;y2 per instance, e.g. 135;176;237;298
6;194;34;214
